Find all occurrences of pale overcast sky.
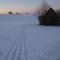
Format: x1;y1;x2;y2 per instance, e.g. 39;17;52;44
0;0;60;9
0;0;60;13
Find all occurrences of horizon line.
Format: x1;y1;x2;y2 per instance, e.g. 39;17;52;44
0;7;60;14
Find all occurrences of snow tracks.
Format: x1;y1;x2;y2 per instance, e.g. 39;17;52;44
4;30;24;60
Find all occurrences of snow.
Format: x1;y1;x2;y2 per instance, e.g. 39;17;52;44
0;14;38;60
20;25;60;60
0;14;60;60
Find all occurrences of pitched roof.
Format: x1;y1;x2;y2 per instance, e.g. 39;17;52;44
44;8;59;18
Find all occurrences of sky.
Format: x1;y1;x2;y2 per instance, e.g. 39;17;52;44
0;0;60;13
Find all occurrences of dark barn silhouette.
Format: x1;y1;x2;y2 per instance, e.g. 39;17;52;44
38;8;60;26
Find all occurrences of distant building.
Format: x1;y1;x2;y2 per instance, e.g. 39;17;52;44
56;10;60;17
16;13;21;15
38;8;60;26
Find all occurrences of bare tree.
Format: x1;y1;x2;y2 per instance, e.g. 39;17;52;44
35;0;51;16
8;11;13;14
41;1;51;15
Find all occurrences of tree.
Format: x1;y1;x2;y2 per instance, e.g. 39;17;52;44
41;1;51;15
8;11;13;14
35;1;51;16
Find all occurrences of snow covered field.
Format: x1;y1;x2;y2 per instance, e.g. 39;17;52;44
20;25;60;60
0;14;38;60
0;14;60;60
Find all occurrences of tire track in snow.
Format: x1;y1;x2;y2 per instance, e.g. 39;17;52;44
16;29;28;60
11;31;23;60
4;31;20;60
10;28;25;60
5;26;28;60
15;32;24;60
